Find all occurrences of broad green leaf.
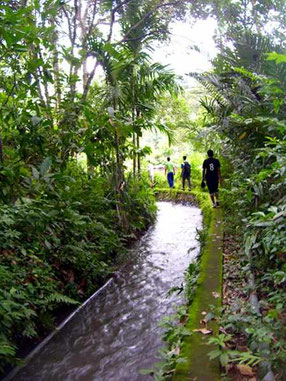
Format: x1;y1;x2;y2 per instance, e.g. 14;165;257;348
208;348;221;360
32;167;39;180
219;353;229;367
266;52;286;64
40;157;52;177
31;116;42;126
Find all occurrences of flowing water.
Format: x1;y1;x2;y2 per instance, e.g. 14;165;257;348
13;202;202;381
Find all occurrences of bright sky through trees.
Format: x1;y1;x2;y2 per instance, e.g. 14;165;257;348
93;18;218;87
151;18;218;87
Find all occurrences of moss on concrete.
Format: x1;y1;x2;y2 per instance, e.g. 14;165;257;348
155;188;196;204
173;208;223;380
155;188;223;380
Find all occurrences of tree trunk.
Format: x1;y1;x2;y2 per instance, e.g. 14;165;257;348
137;133;140;175
113;124;127;227
51;26;61;110
114;126;123;188
133;133;136;176
251;0;262;34
131;76;137;177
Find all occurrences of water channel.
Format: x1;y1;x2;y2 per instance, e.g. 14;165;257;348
12;202;202;381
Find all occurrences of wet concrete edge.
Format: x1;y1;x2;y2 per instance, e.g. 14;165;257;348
154;187;223;379
3;278;114;381
173;197;223;380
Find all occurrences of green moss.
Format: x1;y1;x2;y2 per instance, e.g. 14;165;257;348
173;209;223;380
154;188;223;380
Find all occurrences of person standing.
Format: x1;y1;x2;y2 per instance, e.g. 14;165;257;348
148;161;154;186
165;157;175;188
202;149;222;207
181;155;191;190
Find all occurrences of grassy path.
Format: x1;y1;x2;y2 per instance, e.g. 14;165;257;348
173;207;223;381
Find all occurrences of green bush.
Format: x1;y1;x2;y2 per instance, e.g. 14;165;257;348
0;162;156;372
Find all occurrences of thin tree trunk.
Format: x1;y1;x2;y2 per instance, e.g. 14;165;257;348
131;75;137;177
133;133;136;176
109;115;124;190
83;58;88;88
69;0;79;95
251;0;262;34
51;27;61;110
137;133;140;174
114;125;125;226
114;127;123;188
80;2;89;89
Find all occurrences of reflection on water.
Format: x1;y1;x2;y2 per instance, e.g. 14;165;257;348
14;202;202;381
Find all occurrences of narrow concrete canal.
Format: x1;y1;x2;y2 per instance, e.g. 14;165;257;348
12;202;202;381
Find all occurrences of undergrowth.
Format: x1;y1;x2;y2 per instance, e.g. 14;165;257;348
210;139;286;380
0;163;156;373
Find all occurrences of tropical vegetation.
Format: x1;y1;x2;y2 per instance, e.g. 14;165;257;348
0;0;286;379
0;0;181;372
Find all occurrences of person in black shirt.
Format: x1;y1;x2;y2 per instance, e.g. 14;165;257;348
181;155;191;190
202;149;222;207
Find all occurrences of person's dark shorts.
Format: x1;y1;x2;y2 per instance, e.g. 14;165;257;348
207;179;219;194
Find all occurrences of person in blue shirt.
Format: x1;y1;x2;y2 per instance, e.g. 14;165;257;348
202;150;222;207
165;157;175;188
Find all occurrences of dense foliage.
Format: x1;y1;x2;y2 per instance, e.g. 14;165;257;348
195;9;286;379
1;0;286;378
0;0;178;372
0;163;157;371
